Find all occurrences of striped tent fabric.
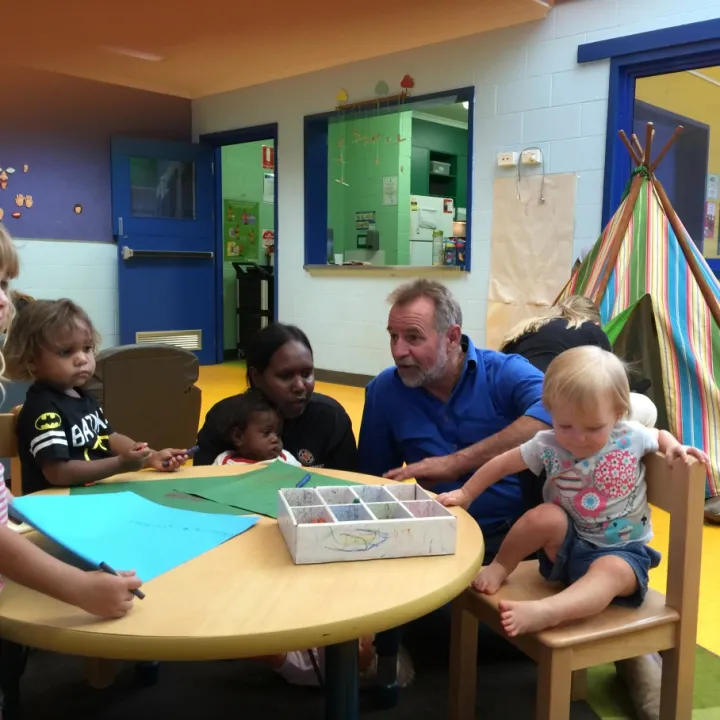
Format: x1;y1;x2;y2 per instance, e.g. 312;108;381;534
559;174;720;499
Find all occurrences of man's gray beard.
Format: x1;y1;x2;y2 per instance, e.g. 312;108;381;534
398;344;449;388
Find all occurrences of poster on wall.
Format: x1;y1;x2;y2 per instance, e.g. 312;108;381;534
382;176;398;206
706;201;716;242
355;210;376;231
262;145;275;170
223;199;259;261
263;173;275;204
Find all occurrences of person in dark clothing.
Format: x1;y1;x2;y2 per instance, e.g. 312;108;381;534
195;323;358;471
500;295;611;373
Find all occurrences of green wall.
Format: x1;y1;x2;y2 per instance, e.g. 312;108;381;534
410;119;468;209
327;111;412;265
221;140;274;351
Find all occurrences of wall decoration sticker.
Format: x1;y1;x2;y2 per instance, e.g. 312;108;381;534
15;195;24;207
74;204;83;214
24;195;33;209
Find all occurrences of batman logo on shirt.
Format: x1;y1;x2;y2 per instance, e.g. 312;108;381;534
34;412;62;431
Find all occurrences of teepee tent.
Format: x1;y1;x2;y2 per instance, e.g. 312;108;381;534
557;123;720;501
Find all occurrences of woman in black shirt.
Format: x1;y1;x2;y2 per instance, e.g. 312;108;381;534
500;295;611;372
195;323;358;470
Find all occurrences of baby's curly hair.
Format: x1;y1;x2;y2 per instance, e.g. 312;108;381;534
4;298;99;382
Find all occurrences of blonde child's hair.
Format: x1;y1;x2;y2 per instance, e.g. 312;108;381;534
0;225;20;387
501;295;602;349
542;346;631;417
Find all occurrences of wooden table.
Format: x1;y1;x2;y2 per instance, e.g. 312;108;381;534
0;465;484;719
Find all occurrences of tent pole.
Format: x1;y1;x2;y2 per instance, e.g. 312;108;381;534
589;174;644;306
618;131;642;165
653;178;720;330
649;126;683;172
643;123;655;166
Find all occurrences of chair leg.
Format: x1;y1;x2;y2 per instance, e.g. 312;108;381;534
536;648;573;720
659;645;695;720
85;659;122;689
570;669;587;701
449;595;479;720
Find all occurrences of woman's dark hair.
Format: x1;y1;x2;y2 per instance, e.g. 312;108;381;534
245;323;313;387
219;388;280;447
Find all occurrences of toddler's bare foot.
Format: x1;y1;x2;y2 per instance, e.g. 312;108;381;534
498;600;559;637
471;561;510;594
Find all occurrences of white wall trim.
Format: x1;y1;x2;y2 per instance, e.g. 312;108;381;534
412;111;469;130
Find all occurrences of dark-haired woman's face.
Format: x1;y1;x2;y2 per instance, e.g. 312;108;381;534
251;340;315;419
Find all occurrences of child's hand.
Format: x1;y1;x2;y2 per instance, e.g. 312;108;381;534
118;443;152;472
148;448;189;472
665;443;710;466
73;570;142;618
436;488;472;509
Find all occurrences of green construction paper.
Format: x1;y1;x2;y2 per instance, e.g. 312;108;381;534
183;463;359;518
70;475;251;516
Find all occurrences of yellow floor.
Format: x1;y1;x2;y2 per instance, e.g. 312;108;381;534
198;362;720;655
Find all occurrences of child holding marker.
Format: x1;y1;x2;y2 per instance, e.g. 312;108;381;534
4;299;191;495
0;225;140;617
438;346;708;637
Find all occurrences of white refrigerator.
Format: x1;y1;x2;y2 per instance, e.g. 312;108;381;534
409;195;455;266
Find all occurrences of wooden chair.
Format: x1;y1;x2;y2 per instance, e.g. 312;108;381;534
0;410;22;497
449;453;705;720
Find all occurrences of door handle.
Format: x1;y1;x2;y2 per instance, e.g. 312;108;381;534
121;246;214;261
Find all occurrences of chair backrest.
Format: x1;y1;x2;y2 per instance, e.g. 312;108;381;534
0;410;21;497
644;452;705;618
84;344;202;450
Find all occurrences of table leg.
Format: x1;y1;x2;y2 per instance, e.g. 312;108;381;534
324;640;359;720
0;641;26;720
373;629;400;709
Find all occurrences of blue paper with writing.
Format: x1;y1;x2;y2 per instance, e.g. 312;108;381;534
12;492;258;582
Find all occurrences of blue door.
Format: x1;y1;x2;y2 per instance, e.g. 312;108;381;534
110;137;216;364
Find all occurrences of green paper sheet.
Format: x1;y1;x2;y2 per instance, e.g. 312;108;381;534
70;475;251;516
182;463;359;518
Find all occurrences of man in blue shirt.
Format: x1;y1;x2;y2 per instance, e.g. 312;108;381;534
358;278;551;548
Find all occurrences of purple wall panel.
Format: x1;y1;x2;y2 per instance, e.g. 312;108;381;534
0;69;191;241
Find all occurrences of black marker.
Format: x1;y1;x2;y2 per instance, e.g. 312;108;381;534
99;562;145;599
163;445;199;469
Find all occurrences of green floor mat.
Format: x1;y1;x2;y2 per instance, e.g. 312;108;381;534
587;646;720;718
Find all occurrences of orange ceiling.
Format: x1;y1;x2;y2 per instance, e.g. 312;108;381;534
6;0;553;98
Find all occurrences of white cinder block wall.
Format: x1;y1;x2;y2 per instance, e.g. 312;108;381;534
195;0;720;375
12;239;119;349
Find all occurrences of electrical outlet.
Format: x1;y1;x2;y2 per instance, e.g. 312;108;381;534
521;149;543;165
497;152;519;168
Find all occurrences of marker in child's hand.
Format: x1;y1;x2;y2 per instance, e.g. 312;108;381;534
296;473;312;488
99;562;145;599
163;445;199;469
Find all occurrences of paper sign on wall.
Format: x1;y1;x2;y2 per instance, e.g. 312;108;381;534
262;145;275;170
223;199;259;261
263;173;275;204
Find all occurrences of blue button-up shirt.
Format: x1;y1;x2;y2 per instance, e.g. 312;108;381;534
358;336;551;530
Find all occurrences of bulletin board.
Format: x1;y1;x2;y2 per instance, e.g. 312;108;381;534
223;199;259;261
485;174;576;350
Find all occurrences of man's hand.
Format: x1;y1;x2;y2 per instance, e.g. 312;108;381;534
436;488;472;509
384;454;464;484
71;570;142;618
147;448;189;472
117;443;152;472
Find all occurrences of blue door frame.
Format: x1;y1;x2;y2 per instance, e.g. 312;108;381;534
199;124;279;364
578;18;720;250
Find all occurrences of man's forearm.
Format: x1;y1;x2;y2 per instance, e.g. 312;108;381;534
453;416;550;475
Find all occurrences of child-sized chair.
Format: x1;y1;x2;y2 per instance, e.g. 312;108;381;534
449;453;705;720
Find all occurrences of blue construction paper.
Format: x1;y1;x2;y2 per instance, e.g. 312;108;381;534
12;492;258;583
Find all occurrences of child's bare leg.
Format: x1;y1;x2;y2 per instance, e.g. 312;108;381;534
474;503;568;594
499;555;638;637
